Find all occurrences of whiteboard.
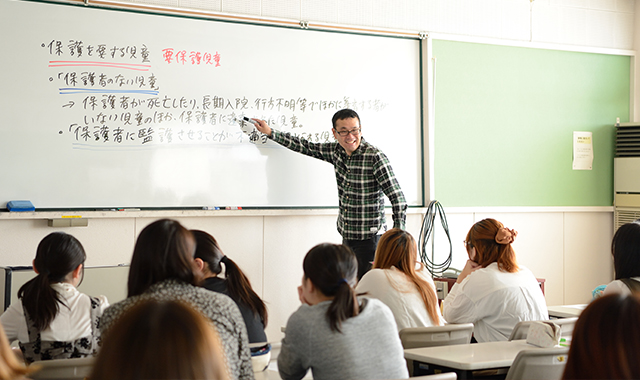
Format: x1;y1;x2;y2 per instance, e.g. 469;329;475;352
0;0;422;209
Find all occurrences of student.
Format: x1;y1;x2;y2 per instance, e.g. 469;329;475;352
356;228;444;330
0;232;109;363
253;109;407;279
192;230;268;343
562;293;640;379
0;324;31;380
99;219;253;380
278;243;408;380
603;221;640;295
442;218;548;342
92;299;229;380
191;230;271;371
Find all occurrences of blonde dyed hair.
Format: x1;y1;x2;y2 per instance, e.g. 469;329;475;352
372;229;440;325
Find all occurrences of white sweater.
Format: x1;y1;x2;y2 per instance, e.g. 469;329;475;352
356;266;444;330
0;282;108;343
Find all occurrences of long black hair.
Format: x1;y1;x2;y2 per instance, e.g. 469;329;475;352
191;230;267;327
127;219;198;297
303;243;360;333
18;232;86;331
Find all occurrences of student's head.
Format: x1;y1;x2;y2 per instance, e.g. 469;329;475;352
373;228;418;270
563;293;640;380
127;219;198;297
33;231;86;284
465;218;518;272
302;243;359;332
91;299;229;380
611;221;640;280
192;230;225;276
191;229;268;327
0;324;31;380
331;108;362;155
372;229;440;323
18;232;86;331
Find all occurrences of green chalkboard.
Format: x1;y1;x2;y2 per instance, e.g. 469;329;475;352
433;40;630;207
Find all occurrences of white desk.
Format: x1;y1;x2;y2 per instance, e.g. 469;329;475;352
405;340;554;379
547;304;586;318
405;340;540;371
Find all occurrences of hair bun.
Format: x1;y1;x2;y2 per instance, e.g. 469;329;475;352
495;227;517;245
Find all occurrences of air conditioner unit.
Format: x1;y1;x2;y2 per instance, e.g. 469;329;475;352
614;123;640;230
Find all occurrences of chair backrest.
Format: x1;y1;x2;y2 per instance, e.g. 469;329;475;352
553;317;578;338
29;357;95;380
504;347;569;380
509;318;579;341
399;323;474;349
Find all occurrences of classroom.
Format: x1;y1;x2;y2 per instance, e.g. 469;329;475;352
0;0;636;378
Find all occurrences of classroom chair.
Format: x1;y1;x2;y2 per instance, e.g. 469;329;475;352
28;356;95;380
509;318;578;341
400;323;473;376
399;323;474;349
504;347;569;380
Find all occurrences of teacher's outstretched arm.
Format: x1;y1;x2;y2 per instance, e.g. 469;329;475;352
252;119;272;137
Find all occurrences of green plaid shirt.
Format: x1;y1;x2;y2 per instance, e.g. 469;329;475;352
271;130;407;240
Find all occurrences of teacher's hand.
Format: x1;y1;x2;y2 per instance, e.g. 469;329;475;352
253;119;272;137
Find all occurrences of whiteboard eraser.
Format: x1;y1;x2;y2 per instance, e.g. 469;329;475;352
7;200;35;212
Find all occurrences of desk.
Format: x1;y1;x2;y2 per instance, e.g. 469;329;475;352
404;340;545;379
547;304;586;319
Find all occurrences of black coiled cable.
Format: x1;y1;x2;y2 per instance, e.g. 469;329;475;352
418;200;453;276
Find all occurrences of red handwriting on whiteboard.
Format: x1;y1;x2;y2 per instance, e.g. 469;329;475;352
162;48;221;66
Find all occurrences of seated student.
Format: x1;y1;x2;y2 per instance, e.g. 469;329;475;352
92;299;229;380
563;293;640;379
99;219;253;380
278;243;408;380
356;228;444;330
603;221;640;295
0;232;109;363
0;324;32;380
191;230;271;371
192;230;268;343
442;218;548;342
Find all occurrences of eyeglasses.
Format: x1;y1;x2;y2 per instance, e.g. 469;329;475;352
463;240;473;248
334;128;361;137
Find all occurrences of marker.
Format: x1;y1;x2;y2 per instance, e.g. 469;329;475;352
225;206;242;210
240;116;257;125
203;206;220;210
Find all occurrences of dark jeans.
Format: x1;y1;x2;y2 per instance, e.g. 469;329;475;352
343;235;380;280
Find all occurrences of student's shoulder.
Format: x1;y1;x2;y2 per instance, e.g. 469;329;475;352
358;268;388;283
361;297;393;317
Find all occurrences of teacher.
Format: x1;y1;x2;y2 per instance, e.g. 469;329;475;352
253;108;407;279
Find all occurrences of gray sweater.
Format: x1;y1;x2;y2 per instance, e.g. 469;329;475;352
278;297;409;380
